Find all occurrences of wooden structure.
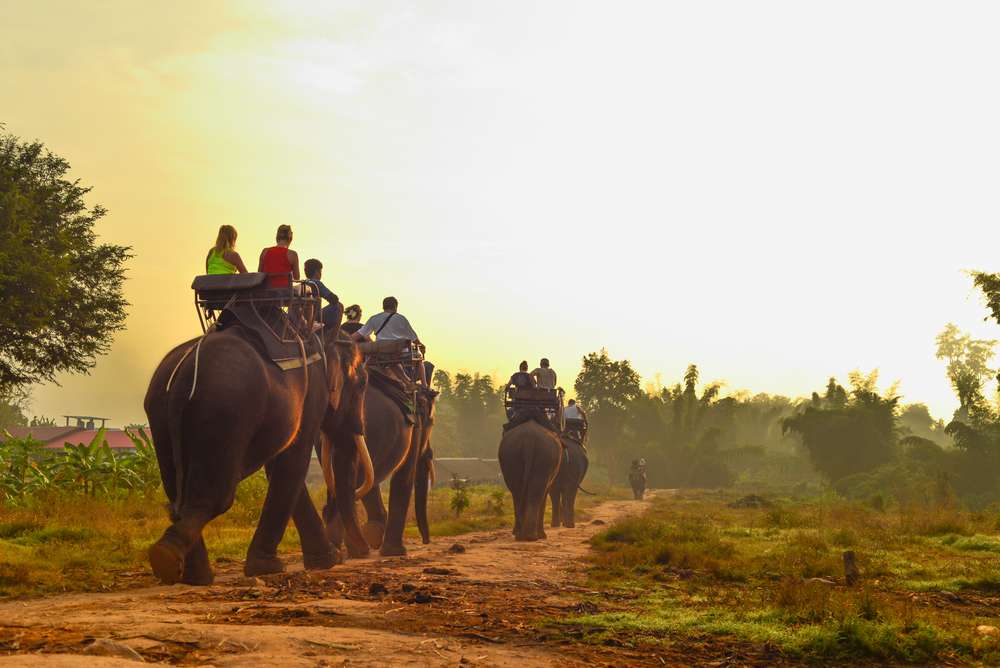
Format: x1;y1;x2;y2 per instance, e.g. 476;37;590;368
191;271;322;341
505;387;565;430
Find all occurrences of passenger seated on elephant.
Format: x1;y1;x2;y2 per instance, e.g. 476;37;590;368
508;361;536;393
258;224;300;289
531;358;557;390
205;224;248;275
342;305;364;335
352;296;428;385
303;258;341;328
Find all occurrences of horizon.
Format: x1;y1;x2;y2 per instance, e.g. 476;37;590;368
5;1;1000;426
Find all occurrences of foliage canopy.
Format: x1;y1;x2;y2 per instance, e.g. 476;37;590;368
0;129;131;392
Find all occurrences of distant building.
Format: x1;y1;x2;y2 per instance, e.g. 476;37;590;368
3;418;137;451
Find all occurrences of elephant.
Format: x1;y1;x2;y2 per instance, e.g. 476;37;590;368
498;416;562;541
549;435;588;528
144;324;371;585
323;376;437;557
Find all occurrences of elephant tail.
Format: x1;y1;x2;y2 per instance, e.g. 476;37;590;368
166;382;188;522
577;485;598;496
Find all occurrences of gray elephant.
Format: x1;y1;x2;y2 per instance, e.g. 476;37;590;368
498;413;562;541
550;435;588;528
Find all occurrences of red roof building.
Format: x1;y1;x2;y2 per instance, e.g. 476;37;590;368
3;426;137;450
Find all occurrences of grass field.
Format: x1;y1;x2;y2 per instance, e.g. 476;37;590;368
0;474;619;598
562;489;1000;664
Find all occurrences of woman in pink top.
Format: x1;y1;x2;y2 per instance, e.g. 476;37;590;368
258;224;300;289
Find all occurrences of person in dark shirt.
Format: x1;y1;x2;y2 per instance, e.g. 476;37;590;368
303;258;340;327
508;360;535;392
505;361;536;419
342;304;364;335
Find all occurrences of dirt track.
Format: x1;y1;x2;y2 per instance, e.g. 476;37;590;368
0;496;656;667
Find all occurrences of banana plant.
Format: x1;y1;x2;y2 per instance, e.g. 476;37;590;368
123;427;160;493
0;431;50;504
52;429;112;496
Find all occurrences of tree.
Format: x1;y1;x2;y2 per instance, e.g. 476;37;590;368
574;350;642;471
429;370;505;458
574;349;642;415
0;128;131;392
783;372;899;482
935;323;996;421
0;386;29;431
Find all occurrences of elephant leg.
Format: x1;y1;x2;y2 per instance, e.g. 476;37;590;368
244;441;312;577
150;455;236;585
535;492;548;541
332;432;370;559
550;487;562;528
320;488;347;550
517;497;539;542
381;437;419;557
562;486;579;529
292;483;341;570
414;451;431;545
361;487;387;549
512;493;524;540
180;537;214;586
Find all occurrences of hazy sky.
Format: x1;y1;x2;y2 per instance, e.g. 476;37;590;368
4;1;1000;425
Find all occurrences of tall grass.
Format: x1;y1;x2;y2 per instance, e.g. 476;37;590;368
563;491;1000;664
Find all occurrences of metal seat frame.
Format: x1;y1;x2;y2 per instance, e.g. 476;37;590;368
193;272;322;344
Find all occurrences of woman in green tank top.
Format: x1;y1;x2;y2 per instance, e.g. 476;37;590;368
205;225;248;275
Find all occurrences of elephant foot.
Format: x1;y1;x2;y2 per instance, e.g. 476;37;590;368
149;537;186;585
244;552;285;577
362;521;385;549
379;543;407;557
180;566;214;586
421;536;431;545
564;522;575;529
303;547;342;571
347;540;370;559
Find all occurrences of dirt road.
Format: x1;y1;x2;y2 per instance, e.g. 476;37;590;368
0;496;655;667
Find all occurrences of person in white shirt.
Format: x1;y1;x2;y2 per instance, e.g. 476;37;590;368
352;296;427;384
531;358;557;390
564;399;584;421
564;399;587;442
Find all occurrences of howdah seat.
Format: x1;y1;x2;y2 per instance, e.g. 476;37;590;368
190;271;324;372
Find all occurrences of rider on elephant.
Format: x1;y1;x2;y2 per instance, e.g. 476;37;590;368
303;258;341;328
205;225;248;275
505;361;536;419
342;304;364;334
351;296;428;385
564;399;588;442
258;224;300;289
507;361;536;393
531;358;557;390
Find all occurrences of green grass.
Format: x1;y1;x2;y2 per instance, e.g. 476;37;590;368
559;490;1000;664
0;475;623;598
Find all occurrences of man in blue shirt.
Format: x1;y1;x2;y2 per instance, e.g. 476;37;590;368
303;259;340;328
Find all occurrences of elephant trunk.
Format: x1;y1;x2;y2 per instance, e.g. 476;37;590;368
354;434;375;497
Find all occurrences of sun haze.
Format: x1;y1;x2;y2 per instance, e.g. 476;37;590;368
4;0;1000;424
